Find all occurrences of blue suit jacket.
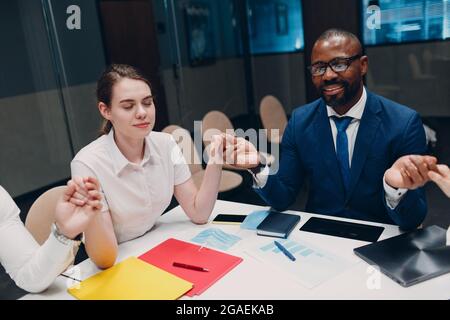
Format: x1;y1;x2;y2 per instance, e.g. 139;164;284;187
255;91;427;230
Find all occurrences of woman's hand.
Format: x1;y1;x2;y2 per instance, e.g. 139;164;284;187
54;177;102;239
207;134;225;165
223;133;260;169
428;164;450;198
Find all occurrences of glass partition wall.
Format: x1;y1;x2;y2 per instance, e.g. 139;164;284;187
361;0;450;116
154;0;306;139
0;0;307;196
0;0;106;197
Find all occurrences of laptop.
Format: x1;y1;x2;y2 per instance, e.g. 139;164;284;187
354;225;450;287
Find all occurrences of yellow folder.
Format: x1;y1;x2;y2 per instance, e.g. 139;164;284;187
68;257;193;300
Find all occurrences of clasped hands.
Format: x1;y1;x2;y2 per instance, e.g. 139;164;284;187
384;155;439;190
51;140;448;242
54;177;103;240
209;134;444;193
207;133;261;168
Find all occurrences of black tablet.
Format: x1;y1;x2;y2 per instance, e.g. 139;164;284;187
300;217;384;242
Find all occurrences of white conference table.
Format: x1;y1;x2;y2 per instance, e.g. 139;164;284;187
22;200;450;300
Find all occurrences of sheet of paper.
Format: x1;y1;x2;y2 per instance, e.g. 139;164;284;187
245;238;355;289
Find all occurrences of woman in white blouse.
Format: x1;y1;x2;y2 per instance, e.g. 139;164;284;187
71;64;225;269
0;177;101;293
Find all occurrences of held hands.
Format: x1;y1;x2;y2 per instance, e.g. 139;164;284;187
54;177;102;239
385;155;437;190
223;134;260;169
428;164;450;198
207;133;260;168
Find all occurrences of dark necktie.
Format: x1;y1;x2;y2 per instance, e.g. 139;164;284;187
331;116;353;192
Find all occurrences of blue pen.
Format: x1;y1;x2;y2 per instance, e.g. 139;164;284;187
274;241;296;261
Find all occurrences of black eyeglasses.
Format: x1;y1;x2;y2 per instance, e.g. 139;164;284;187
308;54;362;76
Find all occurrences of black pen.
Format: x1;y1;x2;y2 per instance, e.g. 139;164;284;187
173;262;209;272
61;274;82;282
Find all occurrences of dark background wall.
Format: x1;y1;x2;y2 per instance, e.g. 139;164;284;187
99;0;169;131
302;0;362;101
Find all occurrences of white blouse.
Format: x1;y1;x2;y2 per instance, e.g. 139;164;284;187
0;185;74;293
71;129;191;243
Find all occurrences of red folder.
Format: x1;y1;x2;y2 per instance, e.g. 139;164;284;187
139;238;243;296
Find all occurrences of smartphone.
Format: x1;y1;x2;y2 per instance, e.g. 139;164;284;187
212;214;247;225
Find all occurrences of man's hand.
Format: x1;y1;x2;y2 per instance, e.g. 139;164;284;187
385;155;437;190
223;134;260;169
54;177;102;239
428;164;450;198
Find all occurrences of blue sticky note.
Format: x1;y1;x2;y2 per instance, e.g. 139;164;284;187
191;228;241;251
240;210;270;230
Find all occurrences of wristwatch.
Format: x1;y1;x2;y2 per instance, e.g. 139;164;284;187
247;152;269;175
51;223;82;246
247;161;267;175
246;154;270;183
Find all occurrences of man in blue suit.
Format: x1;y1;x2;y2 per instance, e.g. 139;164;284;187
227;29;437;230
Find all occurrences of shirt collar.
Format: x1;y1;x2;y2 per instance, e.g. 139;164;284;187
106;128;152;175
326;86;367;120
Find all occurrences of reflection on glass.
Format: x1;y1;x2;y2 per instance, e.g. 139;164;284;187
362;0;450;45
248;0;304;54
184;2;215;66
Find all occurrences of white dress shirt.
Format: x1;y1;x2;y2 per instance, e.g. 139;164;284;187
254;87;407;209
0;185;75;293
71;129;191;243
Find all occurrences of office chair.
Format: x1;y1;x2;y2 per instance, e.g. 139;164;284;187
259;95;287;144
25;186;66;245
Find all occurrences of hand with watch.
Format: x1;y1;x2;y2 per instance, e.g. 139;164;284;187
53;177;103;245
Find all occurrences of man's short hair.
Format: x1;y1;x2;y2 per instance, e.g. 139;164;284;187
316;28;363;55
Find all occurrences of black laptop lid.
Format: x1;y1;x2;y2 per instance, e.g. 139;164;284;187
354;225;450;287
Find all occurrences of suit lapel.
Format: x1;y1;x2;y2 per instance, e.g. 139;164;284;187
346;92;382;202
314;100;346;193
